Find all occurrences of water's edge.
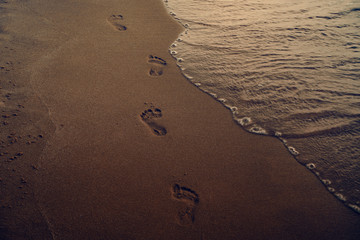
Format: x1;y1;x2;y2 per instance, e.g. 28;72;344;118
162;0;360;214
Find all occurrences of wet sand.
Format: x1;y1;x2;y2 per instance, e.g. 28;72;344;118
0;0;359;239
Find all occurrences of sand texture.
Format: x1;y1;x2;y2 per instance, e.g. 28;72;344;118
0;0;359;239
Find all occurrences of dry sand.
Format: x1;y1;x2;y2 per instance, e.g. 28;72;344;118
0;0;359;239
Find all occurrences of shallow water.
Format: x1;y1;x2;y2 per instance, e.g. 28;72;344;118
164;0;360;212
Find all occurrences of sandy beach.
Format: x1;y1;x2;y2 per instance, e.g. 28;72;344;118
1;0;360;239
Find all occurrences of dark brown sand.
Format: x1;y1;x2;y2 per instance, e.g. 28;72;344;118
0;0;359;239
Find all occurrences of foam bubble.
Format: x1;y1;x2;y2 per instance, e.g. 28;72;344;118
170;11;176;16
184;23;190;28
171;50;177;55
171;43;177;47
218;98;226;103
328;187;335;192
183;73;193;80
230;106;238;112
237;117;252;126
275;131;282;137
348;204;360;213
335;193;347;202
177;58;184;63
194;83;201;87
306;163;316;169
177;38;183;42
321;179;331;185
288;146;299;156
250;126;267;135
209;93;218;98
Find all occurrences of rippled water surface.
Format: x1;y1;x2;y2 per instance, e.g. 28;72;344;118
164;0;360;212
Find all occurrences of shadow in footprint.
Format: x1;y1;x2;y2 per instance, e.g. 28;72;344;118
178;207;195;226
107;14;127;31
140;107;167;136
171;184;200;226
173;184;199;204
147;55;167;76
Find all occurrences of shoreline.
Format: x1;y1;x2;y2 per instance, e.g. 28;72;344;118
163;0;360;215
1;0;360;239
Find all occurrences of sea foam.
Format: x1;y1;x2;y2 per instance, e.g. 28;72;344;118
164;0;360;212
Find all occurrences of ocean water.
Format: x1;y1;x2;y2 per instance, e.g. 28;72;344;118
164;0;360;212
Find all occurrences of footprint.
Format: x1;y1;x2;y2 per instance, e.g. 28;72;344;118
149;68;163;76
107;14;127;31
172;184;199;204
147;55;167;76
171;184;199;226
140;107;167;136
178;206;195;226
148;55;167;66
